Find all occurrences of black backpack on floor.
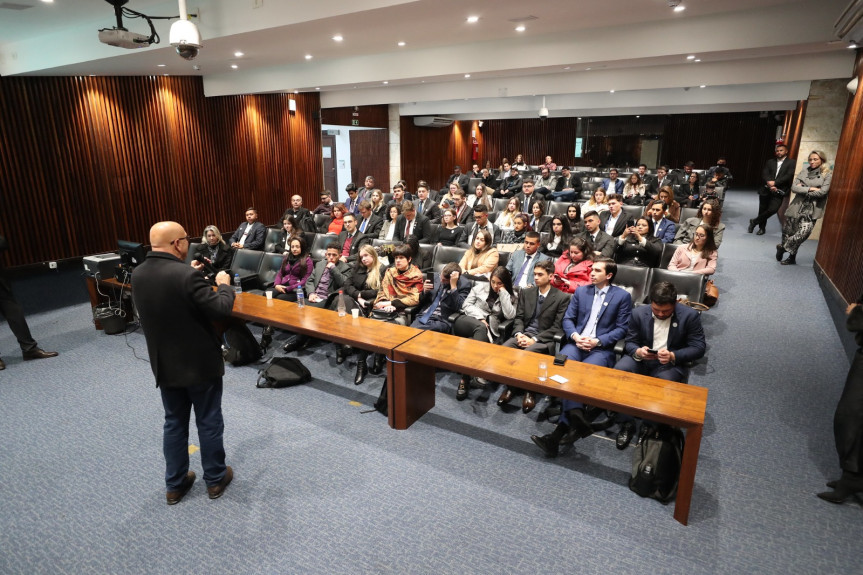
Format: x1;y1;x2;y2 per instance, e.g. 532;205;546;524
629;424;685;504
256;357;312;388
222;322;263;366
374;377;388;416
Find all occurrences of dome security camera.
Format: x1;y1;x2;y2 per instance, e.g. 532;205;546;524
170;18;202;60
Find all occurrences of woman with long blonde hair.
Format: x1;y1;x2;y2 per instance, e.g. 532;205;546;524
777;150;832;265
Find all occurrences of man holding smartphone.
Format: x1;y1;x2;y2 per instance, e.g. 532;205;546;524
409;262;470;334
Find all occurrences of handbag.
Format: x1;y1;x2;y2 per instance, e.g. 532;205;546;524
703;279;718;307
256;357;312;388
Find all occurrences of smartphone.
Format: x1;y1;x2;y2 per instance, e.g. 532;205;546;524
425;271;435;282
553;353;567;366
626;218;636;227
647;348;659;354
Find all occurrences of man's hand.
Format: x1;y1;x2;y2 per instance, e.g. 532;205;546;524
339;256;348;263
423;280;434;292
308;293;323;303
326;262;336;269
515;333;533;348
231;242;242;249
575;335;598;351
191;260;204;272
214;271;230;286
636;346;657;361
449;271;460;290
657;349;675;365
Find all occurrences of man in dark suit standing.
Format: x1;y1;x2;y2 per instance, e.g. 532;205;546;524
132;221;235;504
335;213;369;264
394;201;431;242
750;142;795;235
497;260;570;413
356;200;383;237
610;281;706;448
0;235;59;370
228;207;267;251
531;258;632;457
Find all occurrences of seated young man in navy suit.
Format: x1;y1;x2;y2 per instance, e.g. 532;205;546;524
531;257;632;458
609;280;706;449
409;262;471;334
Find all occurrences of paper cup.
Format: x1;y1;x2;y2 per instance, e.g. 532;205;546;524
351;308;360;319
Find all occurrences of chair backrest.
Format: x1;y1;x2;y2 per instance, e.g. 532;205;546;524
648;268;707;304
313;213;329;231
263;227;282;254
659;241;678;269
310;233;335;262
613;264;651;305
382;192;394;204
185;242;201;265
467;177;482;195
256;252;285;289
621;205;643;221
496;250;511;269
229;249;264;280
424;223;441;245
492;198;510;213
679;207;699;222
432;245;467;274
487;211;499;223
546;202;570;217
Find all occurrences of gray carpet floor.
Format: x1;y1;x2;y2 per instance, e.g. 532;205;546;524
0;190;860;574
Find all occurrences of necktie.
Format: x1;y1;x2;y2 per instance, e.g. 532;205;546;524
419;287;445;324
405;220;413;237
418;200;424;213
585;290;605;338
360;219;367;233
514;254;532;287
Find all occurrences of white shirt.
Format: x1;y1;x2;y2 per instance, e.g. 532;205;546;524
652;314;672;350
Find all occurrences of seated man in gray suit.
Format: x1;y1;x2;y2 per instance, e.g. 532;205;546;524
228;207;267;251
505;231;551;291
579;211;615;259
497;260;570;414
335;213;370;264
356;200;383;237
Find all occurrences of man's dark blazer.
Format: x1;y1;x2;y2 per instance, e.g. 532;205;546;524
652;217;677;243
511;285;570;354
648;176;674;196
517;192;542;216
494;175;523;198
760;157;796;196
555;173;583;193
414;275;471;327
454;204;474;226
580;229;616;259
464;220;501;246
306;259;350;296
394;213;432;242
481;174;499;189
623;302;706;364
131;251;235;388
505;249;551;286
562;284;632;350
600;210;627;237
357;214;383;237
447;173;470;191
414;198;442;223
336;230;370;263
602;178;625;194
530;215;553;235
281;207;311;223
228;221;267;251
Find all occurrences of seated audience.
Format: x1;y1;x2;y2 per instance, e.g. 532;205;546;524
465;204;500;246
228;207;267;251
272;215;305;254
369;189;387;218
551;237;593;294
678;172;701;207
271;237;313;301
443;165;470;194
541;215;573;259
668;225;718;275
529;200;553;235
344;183;361;215
378;204;401;241
394;200;431;243
622;173;647;206
511;154;528;170
450;189;473;226
500;214;530;245
357;200;384;237
335;213;369;264
386;184;410;215
193;225;234;279
579;210;615;259
530;258;632;457
517;181;543;215
409;262;471;333
649;166;675;196
534;167;558;198
542;155;558;171
611;280;706;448
313;191;334;216
452;267;518;400
480;168;498;190
497;197;521;231
615;217;662;268
281;194;312;224
506;231;551;290
404;235;433;272
497;260;570;413
435;208;465;246
644;187;681;223
584;187;609;214
468;182;494;211
494;166;523;199
550;166;583;202
600;194;627;237
646;201;677;243
603;168;625;195
675;198;725;247
459;229;499;277
414;182;441;223
566;203;585;234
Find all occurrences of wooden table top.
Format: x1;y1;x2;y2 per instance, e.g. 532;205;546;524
231;292;422;354
395;330;707;428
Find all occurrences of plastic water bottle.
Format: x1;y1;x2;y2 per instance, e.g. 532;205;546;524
233;274;242;294
337;290;346;317
296;285;305;308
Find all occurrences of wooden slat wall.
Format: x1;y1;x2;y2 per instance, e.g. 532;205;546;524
321;105;389;128
0;76;323;268
815;53;863;303
400;118;478;191
349;129;389;192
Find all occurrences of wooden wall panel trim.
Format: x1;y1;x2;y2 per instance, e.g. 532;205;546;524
0;77;323;267
321;105;388;129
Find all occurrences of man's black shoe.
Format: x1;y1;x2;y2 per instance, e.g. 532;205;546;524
616;421;636;450
531;434;559;458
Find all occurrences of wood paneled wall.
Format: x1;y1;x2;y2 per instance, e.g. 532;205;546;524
0;76;323;268
815;52;863;303
399;113;779;189
320;105;389;129
349;129;390;193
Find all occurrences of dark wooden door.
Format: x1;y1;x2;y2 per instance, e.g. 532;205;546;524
322;133;337;195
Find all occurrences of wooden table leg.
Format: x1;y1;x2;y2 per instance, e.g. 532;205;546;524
389;349;436;430
674;424;702;525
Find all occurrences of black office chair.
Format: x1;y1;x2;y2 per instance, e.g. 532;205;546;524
313;213;329;232
467;177;482;195
492;198;510;213
613;264;652;306
679;207;699;222
247;252;284;294
185;242;201;265
229;249;264;290
621;205;644;221
423;224;441;245
496;250;511;269
546;202;570;217
310;233;335;262
648;268;707;305
263;227;283;253
659;242;678;270
431;245;467;274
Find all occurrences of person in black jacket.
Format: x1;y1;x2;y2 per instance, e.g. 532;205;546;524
193;225;235;281
228;207;266;251
0;234;59;370
750;143;796;235
131;221;235;504
614;217;662;268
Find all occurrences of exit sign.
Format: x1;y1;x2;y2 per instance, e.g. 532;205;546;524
351;119;359;126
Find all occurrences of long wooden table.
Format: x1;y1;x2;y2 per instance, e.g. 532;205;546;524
391;330;708;526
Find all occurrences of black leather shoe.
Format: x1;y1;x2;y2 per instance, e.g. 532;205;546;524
827;479;839;489
781;254;796;265
616;421;636;450
775;244;785;262
336;345;350;364
497;387;514;406
756;228;766;235
817;486;863;504
522;392;536;413
0;357;5;370
166;471;196;505
260;326;274;351
531;434;559;458
23;348;58;361
747;219;756;233
282;335;306;353
456;376;470;401
368;353;386;375
207;466;233;500
354;360;368;385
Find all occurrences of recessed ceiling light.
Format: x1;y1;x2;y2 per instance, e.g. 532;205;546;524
674;5;685;12
332;35;343;42
610;90;615;93
294;90;299;94
41;0;53;3
586;67;591;71
305;54;313;60
234;51;244;57
230;64;238;69
157;64;166;67
700;85;706;88
315;87;320;90
849;44;858;49
636;115;640;118
397;41;406;47
687;55;695;60
515;25;526;32
382;81;388;84
163;73;169;76
464;74;471;78
694;59;701;62
467;16;479;23
564;66;571;70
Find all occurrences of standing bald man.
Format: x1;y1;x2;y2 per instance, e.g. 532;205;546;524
132;221;236;505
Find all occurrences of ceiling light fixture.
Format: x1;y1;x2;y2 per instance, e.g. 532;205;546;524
234;51;244;57
305;54;312;60
694;59;701;62
467;16;479;23
515;25;525;32
674;5;685;12
610;90;615;93
687;55;695;60
332;35;343;42
382;81;389;84
464;74;471;78
230;64;238;69
849;44;858;49
315;87;320;90
398;41;406;47
564;66;571;70
700;85;706;88
157;64;166;67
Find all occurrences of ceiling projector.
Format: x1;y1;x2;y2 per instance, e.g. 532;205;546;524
98;28;151;49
